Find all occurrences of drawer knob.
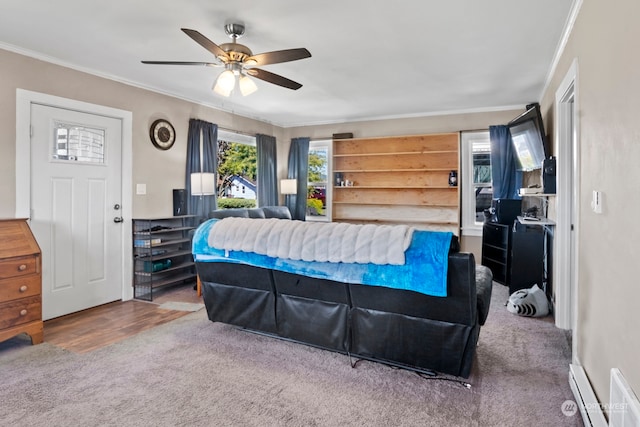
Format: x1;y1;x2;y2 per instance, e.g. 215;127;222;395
19;285;28;292
20;309;27;316
18;264;27;271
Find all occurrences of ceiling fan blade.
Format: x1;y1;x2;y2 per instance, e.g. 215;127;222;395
141;61;221;66
246;68;303;90
181;28;228;60
246;48;311;66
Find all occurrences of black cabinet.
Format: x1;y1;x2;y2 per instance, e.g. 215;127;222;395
509;223;544;294
481;222;511;285
482;221;544;294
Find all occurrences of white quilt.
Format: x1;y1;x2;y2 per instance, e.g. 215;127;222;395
207;218;414;265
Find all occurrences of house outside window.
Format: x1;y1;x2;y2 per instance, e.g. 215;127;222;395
461;131;493;236
53;122;105;164
217;130;257;208
306;139;332;221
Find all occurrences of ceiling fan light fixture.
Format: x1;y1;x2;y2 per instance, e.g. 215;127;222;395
213;69;235;96
144;25;310;95
239;75;258;96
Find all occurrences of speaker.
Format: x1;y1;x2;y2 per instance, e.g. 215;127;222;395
173;189;187;216
543;157;556;194
492;198;522;225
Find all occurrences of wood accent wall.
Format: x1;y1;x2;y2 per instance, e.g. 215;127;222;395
332;133;460;234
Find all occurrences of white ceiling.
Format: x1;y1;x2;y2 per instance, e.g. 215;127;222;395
1;0;575;127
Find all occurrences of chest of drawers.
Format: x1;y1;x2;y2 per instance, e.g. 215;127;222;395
0;219;43;345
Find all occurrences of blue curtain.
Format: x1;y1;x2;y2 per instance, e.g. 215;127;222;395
286;137;310;220
256;134;278;207
489;125;522;200
186;119;218;222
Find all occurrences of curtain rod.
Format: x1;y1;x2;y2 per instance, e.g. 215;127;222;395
217;129;491;140
217;128;334;142
217;126;258;138
311;130;491;141
218;129;335;141
460;128;490;133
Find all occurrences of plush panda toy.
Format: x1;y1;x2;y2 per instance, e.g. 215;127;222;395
507;284;549;317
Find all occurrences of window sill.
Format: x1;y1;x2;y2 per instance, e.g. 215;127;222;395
461;225;483;237
305;216;330;222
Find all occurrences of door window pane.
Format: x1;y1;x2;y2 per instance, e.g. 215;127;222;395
53;122;105;164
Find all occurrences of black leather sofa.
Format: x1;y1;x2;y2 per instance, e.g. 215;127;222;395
195;209;492;378
207;205;292;220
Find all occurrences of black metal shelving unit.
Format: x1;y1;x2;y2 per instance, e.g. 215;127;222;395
132;215;197;301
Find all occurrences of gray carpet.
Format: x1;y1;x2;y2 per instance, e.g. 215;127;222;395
0;284;582;427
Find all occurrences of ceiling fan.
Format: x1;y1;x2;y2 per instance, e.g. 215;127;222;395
142;23;311;97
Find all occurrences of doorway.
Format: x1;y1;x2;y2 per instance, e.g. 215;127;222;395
554;60;579;357
15;90;133;320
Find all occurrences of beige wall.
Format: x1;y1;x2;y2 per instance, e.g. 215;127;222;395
540;0;640;403
0;49;282;218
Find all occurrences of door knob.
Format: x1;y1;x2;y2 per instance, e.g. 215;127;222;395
114;217;124;223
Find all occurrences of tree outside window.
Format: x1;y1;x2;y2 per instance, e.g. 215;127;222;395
217;140;257;208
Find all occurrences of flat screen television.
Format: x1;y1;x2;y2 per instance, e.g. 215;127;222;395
508;103;548;171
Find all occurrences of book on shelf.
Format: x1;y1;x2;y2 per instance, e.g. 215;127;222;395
134;249;167;258
134;238;161;248
518;187;543;196
142;259;172;273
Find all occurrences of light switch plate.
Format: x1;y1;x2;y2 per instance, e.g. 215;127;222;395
136;183;147;195
591;190;602;214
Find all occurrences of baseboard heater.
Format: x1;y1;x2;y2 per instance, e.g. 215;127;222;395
610;368;640;427
569;364;607;426
569;365;640;427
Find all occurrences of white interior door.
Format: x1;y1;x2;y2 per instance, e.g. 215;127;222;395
30;103;124;320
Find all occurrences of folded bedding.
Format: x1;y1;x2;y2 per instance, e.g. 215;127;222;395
193;218;452;297
208;217;413;265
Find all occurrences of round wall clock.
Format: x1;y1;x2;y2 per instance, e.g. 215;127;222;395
149;119;176;150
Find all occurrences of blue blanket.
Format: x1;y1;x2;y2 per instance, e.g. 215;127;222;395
192;219;451;297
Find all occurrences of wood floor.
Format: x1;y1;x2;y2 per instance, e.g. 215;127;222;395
42;282;202;354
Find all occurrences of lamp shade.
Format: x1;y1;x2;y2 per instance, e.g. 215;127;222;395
213;70;235;97
239;75;258;96
280;179;297;195
191;173;216;196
